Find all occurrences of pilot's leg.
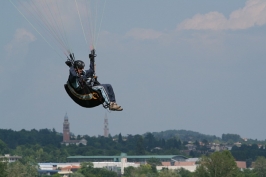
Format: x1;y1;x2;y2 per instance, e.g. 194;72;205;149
100;84;116;102
92;84;122;111
91;85;110;105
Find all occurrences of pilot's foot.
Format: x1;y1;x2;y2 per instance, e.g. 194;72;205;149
109;102;123;111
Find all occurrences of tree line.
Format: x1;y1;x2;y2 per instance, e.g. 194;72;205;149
1;128;266;163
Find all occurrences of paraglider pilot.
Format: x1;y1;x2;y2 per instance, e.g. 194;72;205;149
66;50;123;111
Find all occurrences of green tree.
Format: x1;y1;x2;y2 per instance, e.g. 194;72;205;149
78;162;94;176
135;135;145;155
222;134;241;142
240;168;257;177
70;172;85;177
246;158;253;168
118;133;123;144
194;150;241;177
0;140;9;155
254;156;266;177
146;158;160;175
124;166;136;176
175;168;193;177
124;164;154;177
202;139;209;145
78;162;117;177
0;161;8;177
7;161;37;177
158;169;180;177
144;133;156;151
147;158;162;166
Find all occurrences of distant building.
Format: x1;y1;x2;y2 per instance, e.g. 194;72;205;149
104;113;109;137
63;113;70;142
62;139;87;146
67;153;196;173
38;161;139;175
242;138;248;142
234;142;242;147
185;143;196;151
236;161;247;169
0;154;22;163
67;154;189;164
61;113;87;146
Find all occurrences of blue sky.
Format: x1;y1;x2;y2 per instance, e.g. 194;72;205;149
1;0;266;140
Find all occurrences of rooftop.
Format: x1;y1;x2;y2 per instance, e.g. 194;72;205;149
67;155;188;159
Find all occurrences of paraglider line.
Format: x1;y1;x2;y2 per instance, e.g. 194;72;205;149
9;0;64;60
75;0;89;49
95;0;107;49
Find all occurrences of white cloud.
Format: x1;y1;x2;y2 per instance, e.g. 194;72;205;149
178;0;266;30
5;28;36;56
178;12;227;30
125;28;164;40
1;28;36;93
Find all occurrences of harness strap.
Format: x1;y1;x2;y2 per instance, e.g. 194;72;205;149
67;82;98;100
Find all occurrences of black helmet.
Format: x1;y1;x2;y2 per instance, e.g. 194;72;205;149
74;60;85;69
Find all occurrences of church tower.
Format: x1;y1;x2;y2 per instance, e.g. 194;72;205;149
63;113;70;142
104;113;109;137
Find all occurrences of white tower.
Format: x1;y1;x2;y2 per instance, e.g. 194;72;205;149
104;113;109;137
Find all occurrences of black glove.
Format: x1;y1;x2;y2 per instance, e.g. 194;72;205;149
65;61;72;67
89;49;96;60
69;53;75;60
66;53;75;67
89;54;94;60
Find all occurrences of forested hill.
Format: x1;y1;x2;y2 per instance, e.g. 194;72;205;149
0;128;263;149
2;128;221;148
149;129;222;142
0;128;62;149
1;128;266;163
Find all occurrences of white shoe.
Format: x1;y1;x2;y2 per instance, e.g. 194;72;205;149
116;106;123;111
109;102;123;111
